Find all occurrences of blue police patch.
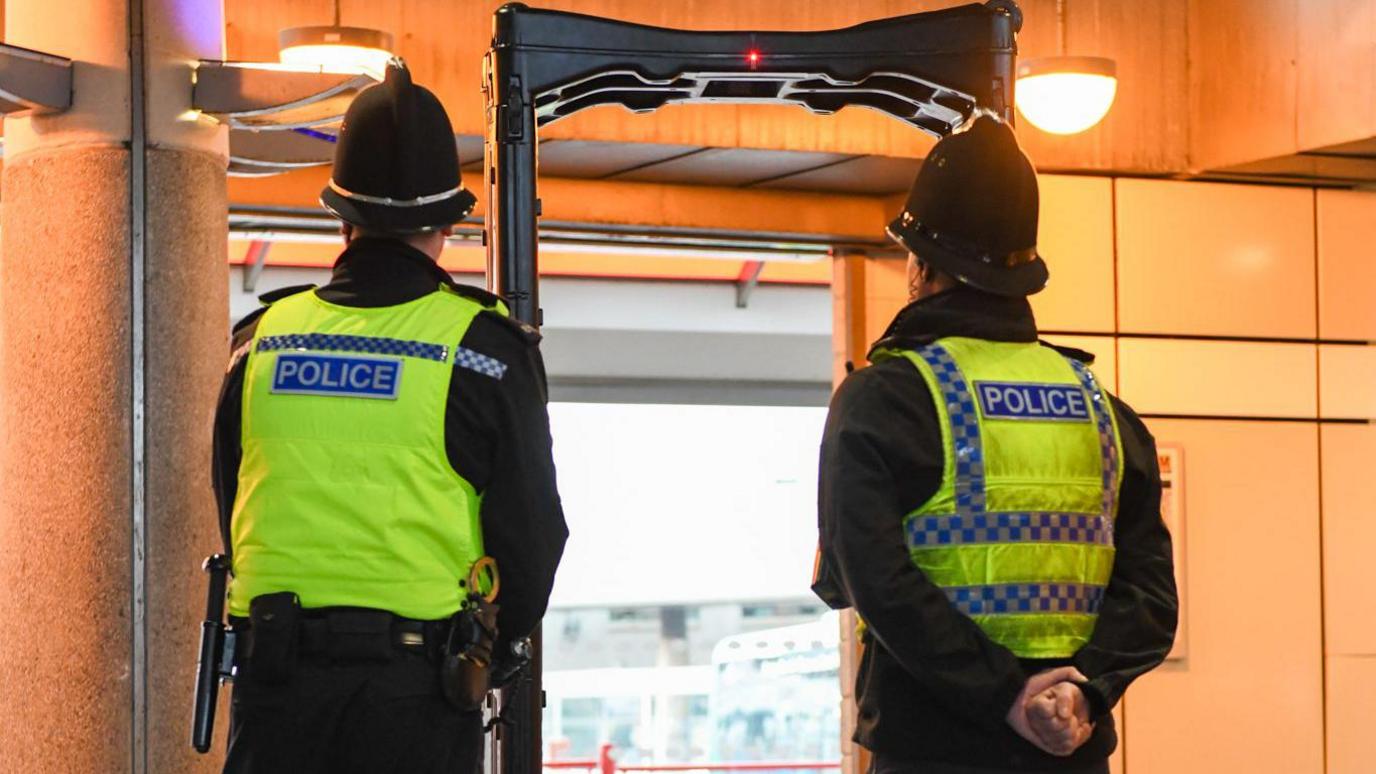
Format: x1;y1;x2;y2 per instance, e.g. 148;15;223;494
974;381;1091;422
270;352;403;400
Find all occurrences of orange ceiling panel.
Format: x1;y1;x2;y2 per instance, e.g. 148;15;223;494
230;169;891;241
230;239;829;286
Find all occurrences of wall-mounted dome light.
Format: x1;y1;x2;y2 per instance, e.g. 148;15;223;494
1015;56;1117;135
278;0;394;77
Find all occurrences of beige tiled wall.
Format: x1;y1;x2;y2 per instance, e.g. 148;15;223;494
1125;420;1324;774
1034;175;1117;333
1326;657;1376;774
1320;425;1376;773
1115;179;1316;339
1109;178;1368;774
1319;345;1376;419
1101;178;1369;774
1317;189;1376;342
1117;338;1318;418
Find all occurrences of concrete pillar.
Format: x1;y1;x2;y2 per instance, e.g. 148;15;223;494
0;0;228;771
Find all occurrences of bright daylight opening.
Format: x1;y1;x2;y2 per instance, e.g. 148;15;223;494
542;402;838;769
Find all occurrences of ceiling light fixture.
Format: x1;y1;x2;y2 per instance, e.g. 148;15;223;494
1014;0;1117;135
279;0;394;78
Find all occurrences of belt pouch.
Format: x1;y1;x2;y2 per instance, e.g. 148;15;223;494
247;592;300;684
440;600;498;711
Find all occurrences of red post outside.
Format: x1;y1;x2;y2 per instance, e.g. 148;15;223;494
598;743;616;774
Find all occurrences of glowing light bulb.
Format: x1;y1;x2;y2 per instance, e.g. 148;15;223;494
279;26;395;79
1015;57;1117;135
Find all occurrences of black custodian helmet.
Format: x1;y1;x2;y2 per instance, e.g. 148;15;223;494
886;116;1048;297
321;59;477;233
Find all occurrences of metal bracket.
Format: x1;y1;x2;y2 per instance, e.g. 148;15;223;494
228;127;338;176
0;43;73;115
735;260;765;308
193;61;379;130
240;240;272;292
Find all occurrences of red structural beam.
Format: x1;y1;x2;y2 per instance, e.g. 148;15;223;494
617;763;841;771
542;764;841;772
544;745;839;774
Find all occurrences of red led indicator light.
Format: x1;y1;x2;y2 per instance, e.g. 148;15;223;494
747;50;761;67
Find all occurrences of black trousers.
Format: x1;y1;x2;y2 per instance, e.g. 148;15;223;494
872;753;1110;774
223;649;484;774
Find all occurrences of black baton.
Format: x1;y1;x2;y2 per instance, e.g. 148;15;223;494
191;554;231;753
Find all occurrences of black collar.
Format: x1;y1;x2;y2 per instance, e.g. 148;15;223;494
868;285;1039;359
316;237;457;308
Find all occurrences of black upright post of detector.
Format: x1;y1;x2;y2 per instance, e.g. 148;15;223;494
483;15;541;327
481;3;1021;772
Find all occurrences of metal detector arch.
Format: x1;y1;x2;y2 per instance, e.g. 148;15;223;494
480;3;1021;771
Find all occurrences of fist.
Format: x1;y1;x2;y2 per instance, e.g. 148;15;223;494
1006;668;1094;757
1025;682;1092;756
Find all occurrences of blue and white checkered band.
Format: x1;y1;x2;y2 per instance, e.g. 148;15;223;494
454;346;508;380
906;511;1114;549
257;333;448;363
945;583;1107;616
1066;358;1119;539
916;344;986;517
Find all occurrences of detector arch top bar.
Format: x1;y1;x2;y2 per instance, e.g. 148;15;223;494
482;1;1023;329
492;1;1020;135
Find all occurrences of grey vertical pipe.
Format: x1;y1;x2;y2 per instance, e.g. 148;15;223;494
128;0;150;770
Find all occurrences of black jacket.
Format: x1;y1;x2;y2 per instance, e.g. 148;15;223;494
814;287;1177;770
211;237;568;656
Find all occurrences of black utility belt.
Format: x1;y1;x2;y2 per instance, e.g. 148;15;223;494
235;591;497;712
231;606;448;664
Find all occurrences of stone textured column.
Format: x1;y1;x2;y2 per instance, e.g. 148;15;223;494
0;0;228;771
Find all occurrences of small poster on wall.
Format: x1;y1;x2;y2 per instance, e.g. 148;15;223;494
1158;444;1187;661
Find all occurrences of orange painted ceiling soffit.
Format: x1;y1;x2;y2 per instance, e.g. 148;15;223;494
229;167;892;241
229;238;832;286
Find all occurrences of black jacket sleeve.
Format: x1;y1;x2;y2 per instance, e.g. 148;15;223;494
1072;397;1179;717
817;361;1026;731
210;309;265;554
445;312;567;652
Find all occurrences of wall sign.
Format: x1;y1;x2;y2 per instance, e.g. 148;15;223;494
1159;444;1187;661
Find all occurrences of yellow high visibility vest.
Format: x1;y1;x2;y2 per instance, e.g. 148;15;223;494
875;337;1124;658
228;286;505;619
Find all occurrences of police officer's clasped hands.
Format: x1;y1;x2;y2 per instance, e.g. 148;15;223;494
1006;669;1094;757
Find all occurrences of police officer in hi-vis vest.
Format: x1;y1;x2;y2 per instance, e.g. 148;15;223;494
210;61;566;773
813;117;1177;774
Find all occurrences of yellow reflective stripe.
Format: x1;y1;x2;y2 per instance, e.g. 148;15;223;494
904;542;1115;589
